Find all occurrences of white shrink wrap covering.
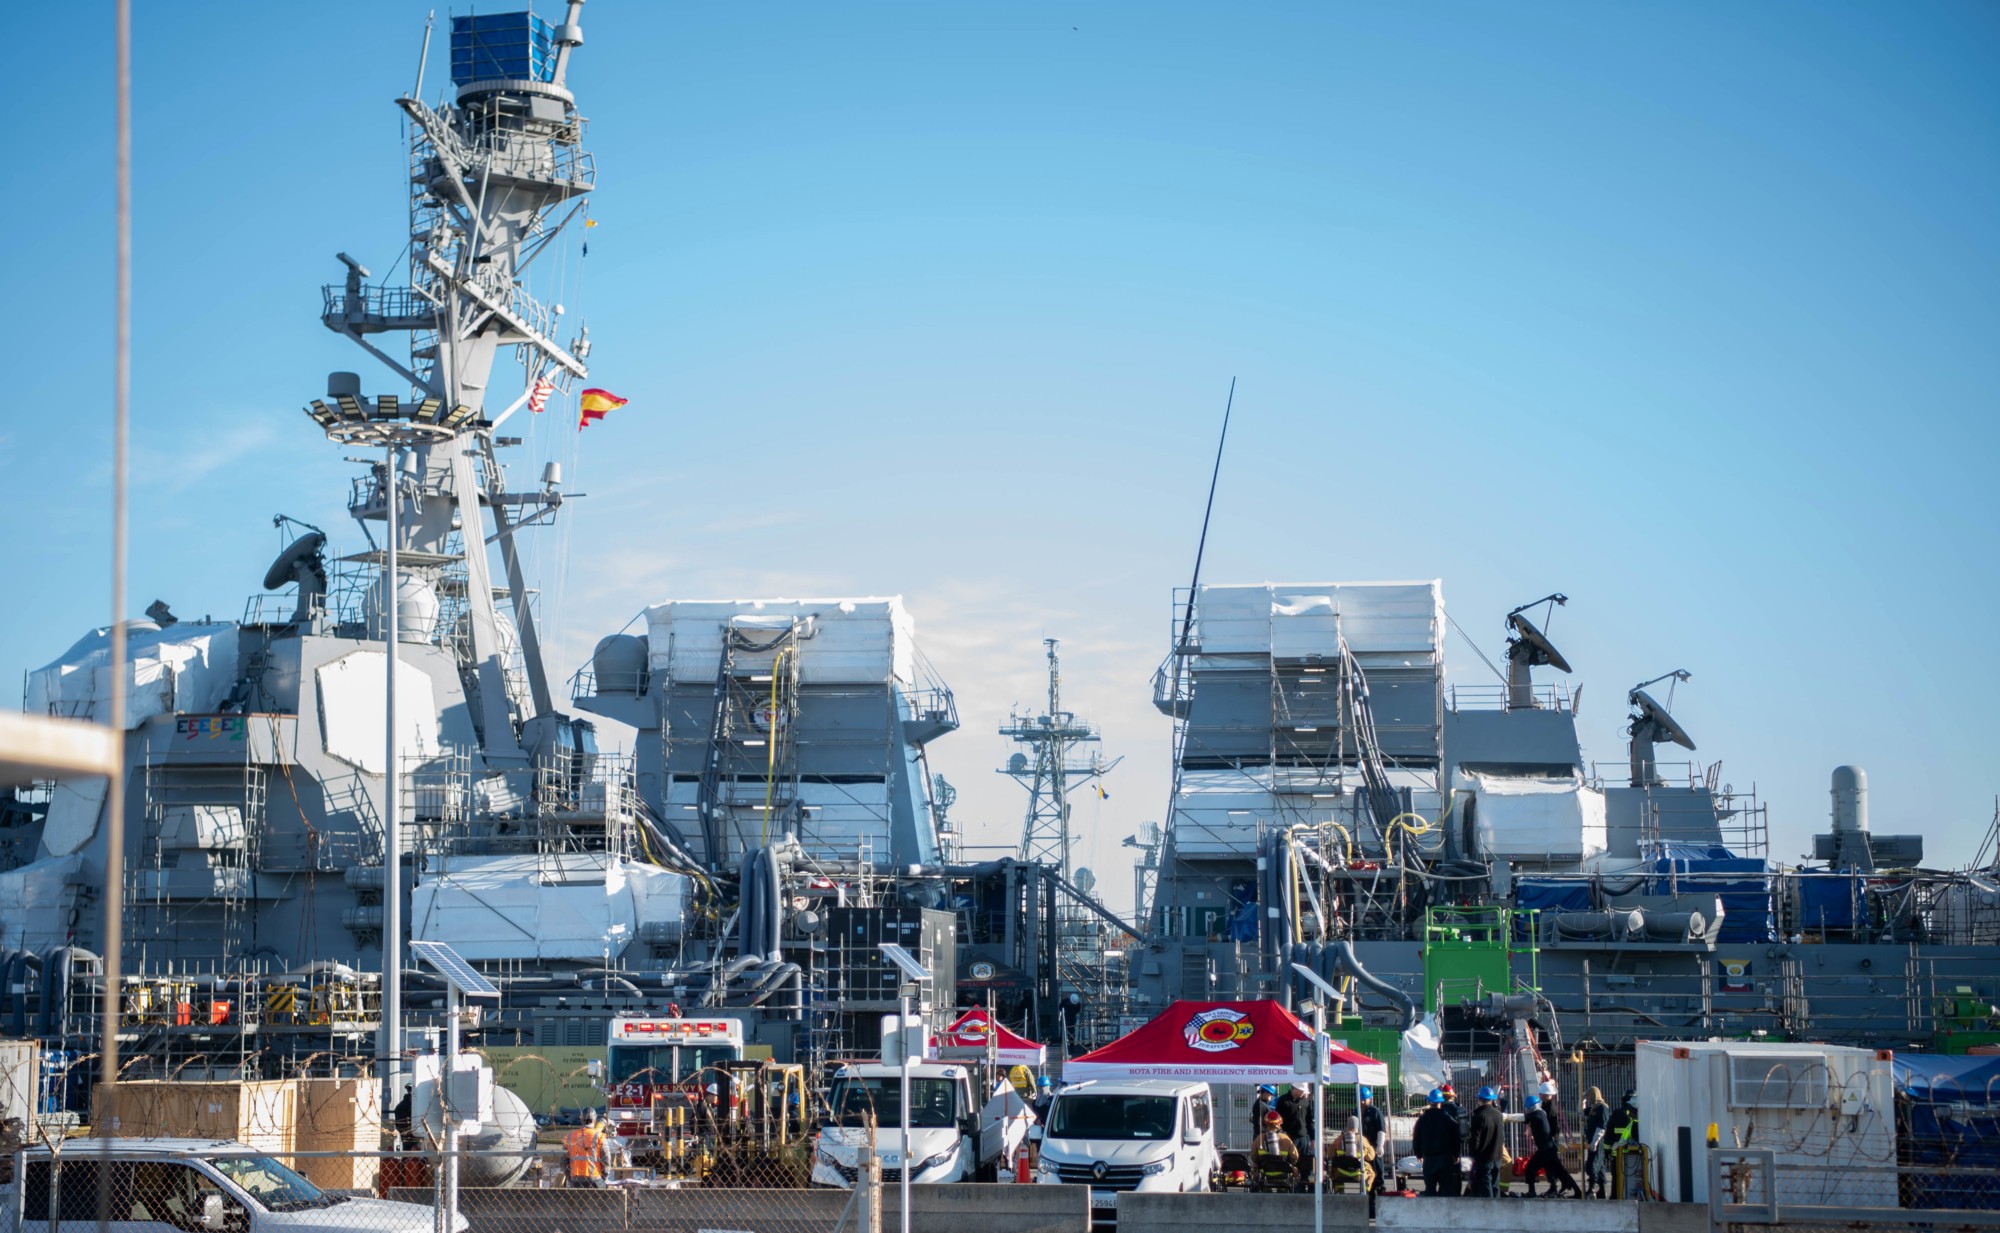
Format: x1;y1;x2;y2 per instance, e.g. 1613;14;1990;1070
412;853;689;962
644;597;914;686
27;622;240;729
1468;772;1607;862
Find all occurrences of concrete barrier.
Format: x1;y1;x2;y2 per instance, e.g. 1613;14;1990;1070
1637;1202;1709;1233
628;1186;854;1232
1378;1196;1641;1233
389;1181;1086;1233
906;1182;1090;1233
1117;1190;1370;1231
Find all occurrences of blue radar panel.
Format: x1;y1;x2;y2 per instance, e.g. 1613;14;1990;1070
409;940;500;999
450;12;557;87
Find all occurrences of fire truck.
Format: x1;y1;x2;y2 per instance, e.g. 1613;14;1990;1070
602;1016;747;1155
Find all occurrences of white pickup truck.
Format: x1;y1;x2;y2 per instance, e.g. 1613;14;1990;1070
810;1062;1028;1187
2;1139;460;1233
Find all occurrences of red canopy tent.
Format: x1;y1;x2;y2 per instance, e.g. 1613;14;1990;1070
1061;1000;1387;1086
929;1006;1047;1066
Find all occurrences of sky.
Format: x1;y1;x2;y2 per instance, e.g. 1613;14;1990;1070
3;1;1996;913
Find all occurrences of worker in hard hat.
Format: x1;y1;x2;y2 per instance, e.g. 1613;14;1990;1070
1522;1093;1581;1198
1413;1088;1463;1196
1467;1086;1505;1197
565;1109;617;1187
1357;1085;1389;1193
1251;1084;1279;1141
1276;1081;1316;1144
1252;1109;1299;1191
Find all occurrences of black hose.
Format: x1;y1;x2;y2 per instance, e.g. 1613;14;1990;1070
1332;939;1419;1033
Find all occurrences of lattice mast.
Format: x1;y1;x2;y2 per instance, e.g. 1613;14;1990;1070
1000;640;1114;878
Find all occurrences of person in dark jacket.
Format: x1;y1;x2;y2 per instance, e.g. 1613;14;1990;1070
1467;1086;1505;1197
1358;1086;1389;1192
1412;1089;1463;1196
1251;1084;1279;1142
1522;1095;1581;1197
392;1084;414;1151
1276;1082;1315;1145
1580;1087;1611;1199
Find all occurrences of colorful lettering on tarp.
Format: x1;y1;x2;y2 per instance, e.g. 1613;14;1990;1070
176;715;247;742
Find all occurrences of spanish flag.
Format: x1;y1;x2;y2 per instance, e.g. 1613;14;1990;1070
577;388;628;430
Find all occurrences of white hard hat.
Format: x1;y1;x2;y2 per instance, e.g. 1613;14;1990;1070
583;1109;598;1125
1539;1080;1558;1096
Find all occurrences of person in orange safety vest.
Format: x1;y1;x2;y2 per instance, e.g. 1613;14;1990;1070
565;1109;615;1186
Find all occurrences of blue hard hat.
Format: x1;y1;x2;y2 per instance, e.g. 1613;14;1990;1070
1525;1094;1541;1109
1037;1076;1052;1088
1258;1085;1277;1096
1358;1086;1373;1100
1427;1089;1445;1104
1477;1086;1498;1102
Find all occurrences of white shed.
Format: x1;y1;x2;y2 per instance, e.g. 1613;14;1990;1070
1634;1039;1897;1207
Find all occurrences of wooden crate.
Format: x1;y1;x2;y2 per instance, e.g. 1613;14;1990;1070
96;1079;297;1155
296;1077;382;1191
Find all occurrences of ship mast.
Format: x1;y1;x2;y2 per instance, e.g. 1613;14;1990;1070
300;0;596;1104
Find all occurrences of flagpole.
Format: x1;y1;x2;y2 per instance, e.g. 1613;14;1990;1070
487;366;555;432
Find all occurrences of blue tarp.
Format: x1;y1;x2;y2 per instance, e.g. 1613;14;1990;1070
1896;1054;2000;1105
1797;873;1863;932
1895;1054;2000;1210
1514;880;1594;916
1647;851;1777;943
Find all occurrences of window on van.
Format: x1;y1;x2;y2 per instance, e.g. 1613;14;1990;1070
1187;1093;1211;1135
1048;1094;1177;1141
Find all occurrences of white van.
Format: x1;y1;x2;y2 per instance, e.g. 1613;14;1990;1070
1033;1079;1218;1220
811;1061;1008;1187
2;1139;461;1233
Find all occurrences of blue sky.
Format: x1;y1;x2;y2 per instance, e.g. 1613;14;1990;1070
4;1;1995;907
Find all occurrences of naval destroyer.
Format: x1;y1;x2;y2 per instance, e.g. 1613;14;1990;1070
2;2;1996;1136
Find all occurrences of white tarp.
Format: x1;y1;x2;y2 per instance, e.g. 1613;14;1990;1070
412;853;690;962
1194;583;1442;665
40;776;109;857
26;622;240;729
644;597;914;686
1398;1013;1446;1096
1468;772;1607;861
315;650;439;775
0;855;90;952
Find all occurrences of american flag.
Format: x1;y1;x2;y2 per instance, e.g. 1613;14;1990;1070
527;373;555;414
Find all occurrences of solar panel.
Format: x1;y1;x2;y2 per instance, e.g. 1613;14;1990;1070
409;940;500;999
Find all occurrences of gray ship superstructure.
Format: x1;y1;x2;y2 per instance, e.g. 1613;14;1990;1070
0;5;1084;1086
1135;580;2000;1059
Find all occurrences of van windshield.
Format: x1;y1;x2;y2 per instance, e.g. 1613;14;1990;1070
211;1155;336;1212
826;1076;960;1129
1048;1094;1178;1141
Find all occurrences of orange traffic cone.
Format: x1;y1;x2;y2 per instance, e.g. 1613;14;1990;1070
1016;1154;1032;1184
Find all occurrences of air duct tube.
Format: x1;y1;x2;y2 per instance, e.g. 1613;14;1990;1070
1332;939;1419;1033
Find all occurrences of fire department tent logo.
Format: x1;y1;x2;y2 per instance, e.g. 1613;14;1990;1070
958;1019;990;1039
1184;1007;1254;1053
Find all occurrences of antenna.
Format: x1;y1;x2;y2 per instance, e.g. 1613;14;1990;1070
1502;593;1571;710
1627;672;1696;786
1175;378;1236;661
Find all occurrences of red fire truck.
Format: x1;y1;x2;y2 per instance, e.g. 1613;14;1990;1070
602;1016;746;1151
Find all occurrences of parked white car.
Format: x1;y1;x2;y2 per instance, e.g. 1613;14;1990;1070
1034;1079;1218;1221
2;1139;461;1233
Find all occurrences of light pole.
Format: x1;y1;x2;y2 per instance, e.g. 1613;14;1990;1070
881;943;932;1233
1292;963;1346;1233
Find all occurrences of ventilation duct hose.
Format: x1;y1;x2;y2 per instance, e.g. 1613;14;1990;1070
1332;938;1419;1032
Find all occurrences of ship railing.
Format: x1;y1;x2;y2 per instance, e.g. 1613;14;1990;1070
319;282;440;330
1445;681;1572;712
241;588;327;627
